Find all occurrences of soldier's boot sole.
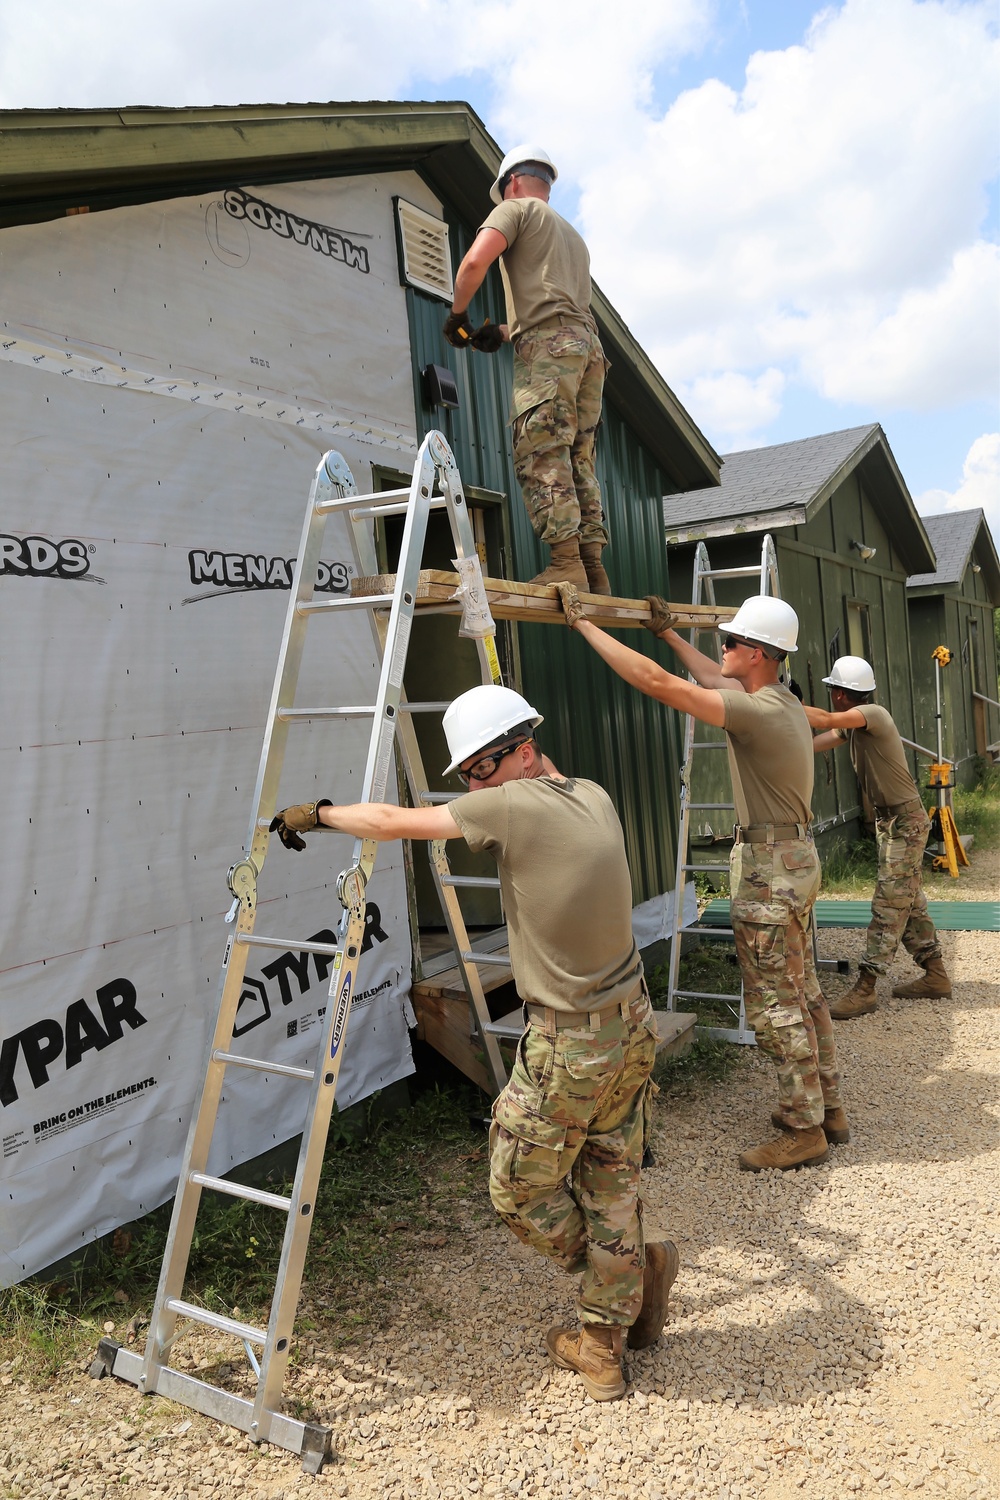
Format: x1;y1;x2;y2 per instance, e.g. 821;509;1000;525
627;1240;680;1350
771;1107;850;1145
738;1125;829;1173
546;1325;626;1401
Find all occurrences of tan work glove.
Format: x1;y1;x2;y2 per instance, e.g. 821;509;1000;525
643;595;678;637
269;799;332;852
556;581;587;630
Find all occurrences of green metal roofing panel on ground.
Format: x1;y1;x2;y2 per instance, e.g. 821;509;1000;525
699;899;1000;931
0;100;721;494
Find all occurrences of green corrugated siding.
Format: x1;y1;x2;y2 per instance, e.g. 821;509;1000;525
405;254;683;902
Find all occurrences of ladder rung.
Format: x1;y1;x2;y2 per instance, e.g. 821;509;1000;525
350;497;448;519
683;924;735;938
164;1297;268;1346
672;989;741;1003
213;1049;315;1083
315;486;410;513
420;792;460;803
236;934;340;956
441;875;502;889
701;565;761;580
680;862;729;872
686;803;735;811
400;701;451;713
691;742;728;750
297;594;394;615
278;704;375;720
189;1172;291;1212
461;951;511;967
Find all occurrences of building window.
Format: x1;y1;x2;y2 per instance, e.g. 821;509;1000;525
394;198;454;301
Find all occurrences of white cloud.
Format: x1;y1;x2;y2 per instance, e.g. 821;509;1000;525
674;368;785;452
916;433;1000;542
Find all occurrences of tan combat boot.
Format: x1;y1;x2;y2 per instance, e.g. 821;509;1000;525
738;1124;829;1173
579;541;612;595
828;968;878;1020
891;955;952;999
529;537;589;589
627;1239;680;1350
546;1322;626;1401
772;1106;850;1145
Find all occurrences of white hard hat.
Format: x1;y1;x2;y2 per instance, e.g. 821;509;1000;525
490;145;558;205
719;595;799;654
823;655;876;692
442;684;543;774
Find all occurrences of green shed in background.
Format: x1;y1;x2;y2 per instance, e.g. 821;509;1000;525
906;509;1000;788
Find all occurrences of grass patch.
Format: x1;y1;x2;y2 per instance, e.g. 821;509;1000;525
0;1085;488;1383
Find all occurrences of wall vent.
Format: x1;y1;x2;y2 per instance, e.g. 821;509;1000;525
395;198;454;301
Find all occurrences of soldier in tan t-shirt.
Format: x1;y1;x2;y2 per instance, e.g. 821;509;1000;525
270;683;678;1404
805;656;950;1018
442;145;612;595
558;586;847;1175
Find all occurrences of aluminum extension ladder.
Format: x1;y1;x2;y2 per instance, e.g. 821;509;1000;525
665;535;781;1044
92;431;512;1470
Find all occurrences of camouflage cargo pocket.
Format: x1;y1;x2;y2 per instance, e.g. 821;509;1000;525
491;1089;569;1189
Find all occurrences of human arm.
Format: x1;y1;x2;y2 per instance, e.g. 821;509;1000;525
451;228;509;316
641;596;735;691
810;730;844;754
802;704;866;732
571;617;727;727
271;799;461;850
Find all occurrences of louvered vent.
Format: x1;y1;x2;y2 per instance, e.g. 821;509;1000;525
395;198;454;301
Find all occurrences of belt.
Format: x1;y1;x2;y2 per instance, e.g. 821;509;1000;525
733;822;810;844
515;315;598;342
525;982;647;1036
875;796;924;817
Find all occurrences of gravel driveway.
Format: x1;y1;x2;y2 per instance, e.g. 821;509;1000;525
2;851;997;1500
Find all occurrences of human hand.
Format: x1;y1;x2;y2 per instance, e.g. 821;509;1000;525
643;595;678;637
556;581;587;630
269;799;332;852
443;310;476;347
470;320;504;353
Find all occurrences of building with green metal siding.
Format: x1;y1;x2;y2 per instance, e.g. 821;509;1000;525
0;98;721;921
906;510;1000;788
661;424;939;854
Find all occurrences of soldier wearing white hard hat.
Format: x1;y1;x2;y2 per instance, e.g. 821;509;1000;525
442;144;613;597
270;682;679;1403
804;656;950;1017
558;587;848;1173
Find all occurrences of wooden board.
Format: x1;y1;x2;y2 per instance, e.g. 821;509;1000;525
352;569;738;631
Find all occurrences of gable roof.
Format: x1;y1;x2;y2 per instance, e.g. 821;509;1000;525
0;101;720;492
907;509;1000;602
662;423;936;575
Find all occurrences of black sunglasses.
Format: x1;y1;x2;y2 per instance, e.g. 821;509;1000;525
456;739;528;787
723;634;756;652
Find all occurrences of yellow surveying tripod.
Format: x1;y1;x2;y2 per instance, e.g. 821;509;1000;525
928;646;969;879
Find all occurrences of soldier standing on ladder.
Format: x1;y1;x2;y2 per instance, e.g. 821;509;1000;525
803;656;952;1018
558;587;849;1172
270;683;678;1402
442;145;613;596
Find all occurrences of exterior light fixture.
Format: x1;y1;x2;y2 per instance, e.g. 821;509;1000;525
850;538;877;562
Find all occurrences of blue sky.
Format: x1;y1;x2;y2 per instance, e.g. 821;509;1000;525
1;0;997;528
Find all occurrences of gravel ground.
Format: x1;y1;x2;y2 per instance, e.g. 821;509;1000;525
2;850;997;1500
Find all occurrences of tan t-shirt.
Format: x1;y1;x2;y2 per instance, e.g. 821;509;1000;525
449;777;642;1014
720;683;814;829
838;704;918;811
481;198;597;339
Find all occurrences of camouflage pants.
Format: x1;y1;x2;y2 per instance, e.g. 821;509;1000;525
864;805;941;974
730;838;842;1130
510;322;610;547
489;992;658;1327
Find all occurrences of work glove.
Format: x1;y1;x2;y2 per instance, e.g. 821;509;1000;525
443;309;476;348
643;595;678;637
470;320;504;353
269;799;332;852
556;581;587;630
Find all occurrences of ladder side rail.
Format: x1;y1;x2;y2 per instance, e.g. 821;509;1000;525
137;450;357;1396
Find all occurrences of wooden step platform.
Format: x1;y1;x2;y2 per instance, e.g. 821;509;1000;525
412;943;697;1092
352;569;738;631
